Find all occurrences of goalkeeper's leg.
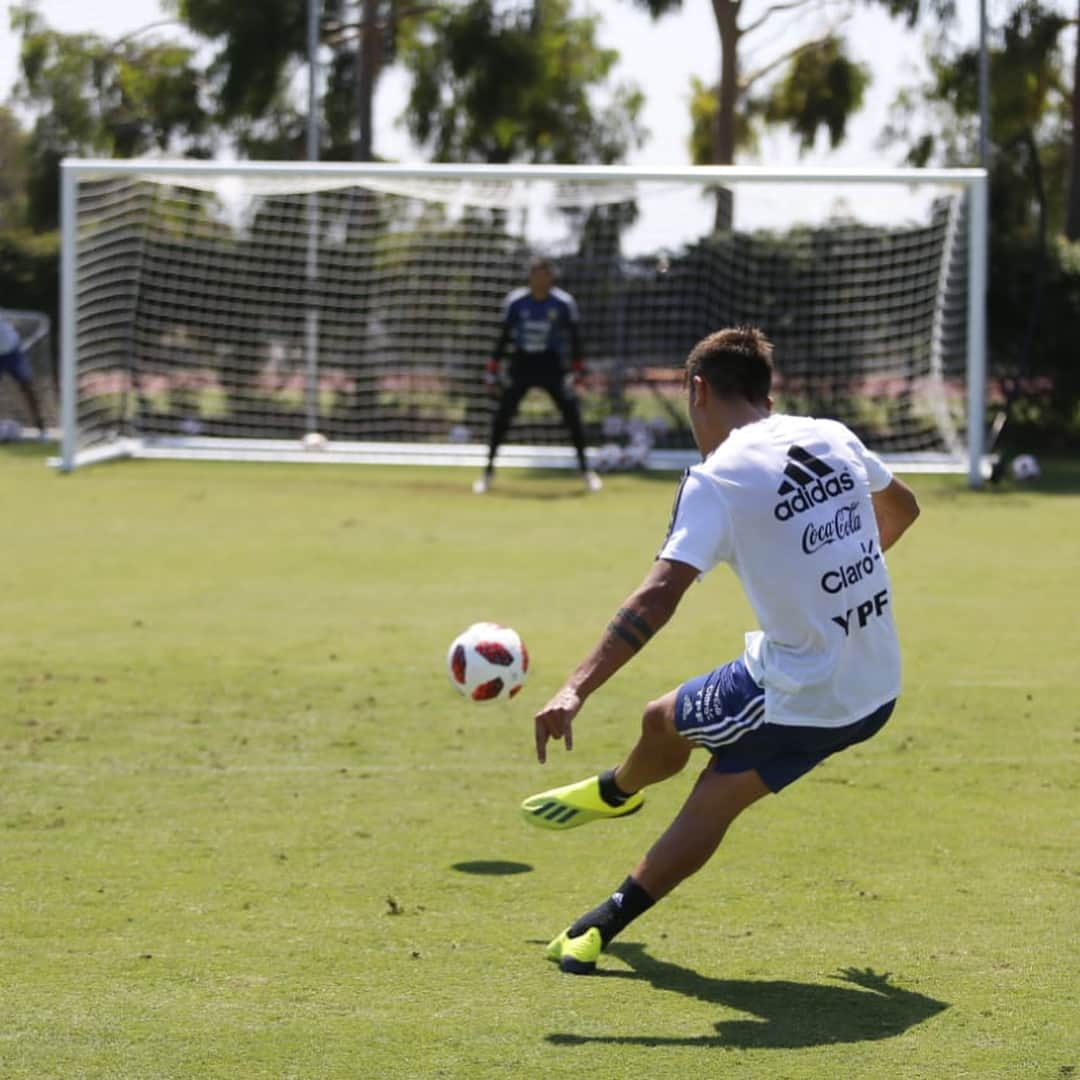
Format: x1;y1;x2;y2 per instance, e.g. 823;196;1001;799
543;377;598;487
476;380;529;491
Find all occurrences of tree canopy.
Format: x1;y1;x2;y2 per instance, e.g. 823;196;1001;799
637;0;953;164
10;3;209;229
398;0;646;164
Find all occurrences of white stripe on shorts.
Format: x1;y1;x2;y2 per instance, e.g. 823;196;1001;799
697;703;767;748
682;694;767;749
681;691;765;738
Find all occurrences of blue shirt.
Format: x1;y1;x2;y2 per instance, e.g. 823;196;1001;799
494;287;582;361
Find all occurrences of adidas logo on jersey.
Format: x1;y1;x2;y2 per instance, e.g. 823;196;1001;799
773;445;855;521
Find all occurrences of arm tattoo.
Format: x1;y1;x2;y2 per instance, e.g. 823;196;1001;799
607;607;655;652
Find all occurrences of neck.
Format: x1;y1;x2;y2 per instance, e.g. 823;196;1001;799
699;400;770;456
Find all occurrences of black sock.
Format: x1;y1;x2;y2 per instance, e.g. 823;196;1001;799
597;767;635;807
567;876;655;946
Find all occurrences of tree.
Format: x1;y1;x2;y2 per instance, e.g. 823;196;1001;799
882;0;1080;449
170;0;414;161
398;0;646;164
635;0;952;165
883;0;1069;241
0;107;31;231
10;4;210;230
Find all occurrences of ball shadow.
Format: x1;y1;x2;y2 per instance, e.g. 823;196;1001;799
451;860;533;876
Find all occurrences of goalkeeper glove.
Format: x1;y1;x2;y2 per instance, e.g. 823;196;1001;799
569;358;586;390
484;359;502;393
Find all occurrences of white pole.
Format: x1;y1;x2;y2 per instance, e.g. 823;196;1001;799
59;163;78;472
978;0;990;170
307;0;320;163
975;0;991;490
967;175;989;489
305;0;321;435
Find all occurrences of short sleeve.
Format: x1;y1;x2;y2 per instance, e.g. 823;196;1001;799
856;442;894;493
834;422;893;493
656;468;734;574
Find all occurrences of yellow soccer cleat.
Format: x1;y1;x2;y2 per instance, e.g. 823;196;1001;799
546;926;603;974
521;775;644;830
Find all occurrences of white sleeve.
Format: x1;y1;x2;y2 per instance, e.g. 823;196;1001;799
839;424;893;493
863;449;893;493
656;469;733;574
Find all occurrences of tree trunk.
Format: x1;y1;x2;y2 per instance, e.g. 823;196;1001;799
710;0;739;230
1066;0;1080;239
355;0;381;161
711;0;740;165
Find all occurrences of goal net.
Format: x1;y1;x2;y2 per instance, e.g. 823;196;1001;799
58;160;987;479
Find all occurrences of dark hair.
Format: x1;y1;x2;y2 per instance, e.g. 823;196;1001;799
685;326;773;404
527;256;554;275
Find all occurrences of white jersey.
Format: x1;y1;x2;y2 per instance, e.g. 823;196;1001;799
658;413;899;728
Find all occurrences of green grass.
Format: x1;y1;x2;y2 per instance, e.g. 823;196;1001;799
1;445;1078;1079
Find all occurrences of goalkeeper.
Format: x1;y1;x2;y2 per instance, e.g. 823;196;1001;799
473;258;601;494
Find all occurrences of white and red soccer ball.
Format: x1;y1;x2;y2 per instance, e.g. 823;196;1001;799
447;622;528;702
1010;453;1041;482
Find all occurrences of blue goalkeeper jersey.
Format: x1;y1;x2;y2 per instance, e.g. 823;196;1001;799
494;287;582;361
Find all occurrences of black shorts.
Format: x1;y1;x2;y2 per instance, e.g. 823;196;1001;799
508;351;564;386
674;658;896;792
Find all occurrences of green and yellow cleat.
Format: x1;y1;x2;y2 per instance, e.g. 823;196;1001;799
546;927;603;974
521;775;644;830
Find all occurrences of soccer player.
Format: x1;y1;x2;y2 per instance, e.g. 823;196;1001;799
0;313;47;438
521;325;921;974
473;257;602;494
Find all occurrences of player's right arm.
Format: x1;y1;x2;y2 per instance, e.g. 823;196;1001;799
533;557;699;763
871;477;920;551
486;295;515;392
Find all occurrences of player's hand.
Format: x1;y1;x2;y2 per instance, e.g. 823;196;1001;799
534;686;582;764
484;361;503;396
566;360;586;393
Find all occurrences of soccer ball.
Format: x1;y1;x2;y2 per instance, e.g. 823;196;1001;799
447;622;528;702
301;431;327;451
1010;453;1041;482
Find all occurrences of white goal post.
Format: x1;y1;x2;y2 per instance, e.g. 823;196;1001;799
58;159;988;484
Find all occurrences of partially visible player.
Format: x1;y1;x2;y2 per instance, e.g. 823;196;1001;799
521;325;921;974
473;257;601;494
0;312;47;438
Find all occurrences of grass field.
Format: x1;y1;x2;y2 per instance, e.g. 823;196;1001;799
2;444;1078;1080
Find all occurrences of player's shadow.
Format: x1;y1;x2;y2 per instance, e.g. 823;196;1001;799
547;943;948;1050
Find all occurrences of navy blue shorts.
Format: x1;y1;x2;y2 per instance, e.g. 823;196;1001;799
0;347;31;383
674;658;895;792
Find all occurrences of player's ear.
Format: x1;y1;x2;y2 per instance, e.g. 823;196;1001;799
690;374;708;407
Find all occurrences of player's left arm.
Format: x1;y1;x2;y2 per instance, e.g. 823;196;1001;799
871;476;920;552
563;293;585;384
533;557;699;763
